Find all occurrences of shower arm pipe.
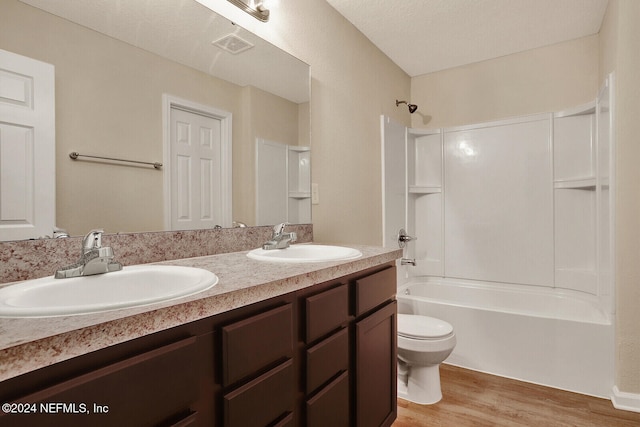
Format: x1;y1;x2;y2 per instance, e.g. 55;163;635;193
396;99;418;113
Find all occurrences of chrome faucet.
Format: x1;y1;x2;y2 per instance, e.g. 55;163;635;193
262;223;297;250
55;229;123;279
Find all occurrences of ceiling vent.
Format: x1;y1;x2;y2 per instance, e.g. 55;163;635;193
212;34;254;54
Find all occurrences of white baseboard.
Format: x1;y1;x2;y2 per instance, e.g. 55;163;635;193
611;386;640;413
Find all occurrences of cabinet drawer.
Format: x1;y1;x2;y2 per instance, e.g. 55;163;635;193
223;359;294;427
306;327;349;394
222;304;293;386
273;412;294;427
306;284;348;343
1;337;198;427
306;371;350;427
170;411;198;427
354;267;396;316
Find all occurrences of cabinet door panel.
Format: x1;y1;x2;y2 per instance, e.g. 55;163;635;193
355;267;396;316
306;371;349;427
356;301;397;427
306;327;349;394
222;304;293;386
305;284;348;343
223;359;294;427
0;337;198;427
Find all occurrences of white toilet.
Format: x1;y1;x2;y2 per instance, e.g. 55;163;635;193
397;313;456;404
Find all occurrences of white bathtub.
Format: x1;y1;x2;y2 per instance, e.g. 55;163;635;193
397;278;614;398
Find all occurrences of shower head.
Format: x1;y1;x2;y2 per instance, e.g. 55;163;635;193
396;99;418;114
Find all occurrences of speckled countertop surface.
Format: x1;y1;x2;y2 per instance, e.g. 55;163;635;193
0;244;402;382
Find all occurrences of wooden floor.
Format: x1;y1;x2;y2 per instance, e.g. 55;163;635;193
393;364;640;427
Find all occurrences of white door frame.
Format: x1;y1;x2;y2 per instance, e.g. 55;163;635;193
162;94;232;230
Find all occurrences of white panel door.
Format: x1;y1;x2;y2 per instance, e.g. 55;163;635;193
0;49;55;241
170;107;227;230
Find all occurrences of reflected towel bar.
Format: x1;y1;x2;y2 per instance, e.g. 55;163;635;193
69;152;162;169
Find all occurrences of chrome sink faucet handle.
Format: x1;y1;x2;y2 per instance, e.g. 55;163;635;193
262;222;297;250
272;222;288;238
82;229;104;254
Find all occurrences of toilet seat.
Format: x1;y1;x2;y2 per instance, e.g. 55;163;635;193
398;314;454;340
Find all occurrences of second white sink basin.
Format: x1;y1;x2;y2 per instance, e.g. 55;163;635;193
247;244;362;263
0;265;218;318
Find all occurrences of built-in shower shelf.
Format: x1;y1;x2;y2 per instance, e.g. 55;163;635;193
289;191;311;199
554;177;596;190
409;186;441;194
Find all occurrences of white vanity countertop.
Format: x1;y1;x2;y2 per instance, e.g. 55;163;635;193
0;244;402;382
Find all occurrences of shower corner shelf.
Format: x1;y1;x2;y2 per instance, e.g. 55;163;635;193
408;128;441;136
288;191;311;199
409;185;441;194
553;101;596;118
553;177;596;190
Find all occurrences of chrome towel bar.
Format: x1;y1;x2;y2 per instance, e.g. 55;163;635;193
69;151;162;169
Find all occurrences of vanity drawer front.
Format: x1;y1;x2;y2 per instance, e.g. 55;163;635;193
169;411;198;427
223;359;294;427
222;304;293;386
306;371;350;427
306;327;349;394
0;337;198;427
305;284;349;343
273;413;294;427
354;266;396;316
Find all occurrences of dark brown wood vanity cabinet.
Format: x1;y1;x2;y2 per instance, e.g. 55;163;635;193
221;304;295;427
301;265;397;427
354;267;398;427
0;263;397;427
0;335;206;427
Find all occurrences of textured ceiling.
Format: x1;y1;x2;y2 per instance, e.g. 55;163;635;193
326;0;609;76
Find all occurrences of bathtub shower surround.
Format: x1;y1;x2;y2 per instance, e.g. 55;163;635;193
385;74;615;398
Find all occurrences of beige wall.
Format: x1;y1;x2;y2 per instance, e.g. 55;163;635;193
0;0;299;236
600;0;640;395
410;35;600;129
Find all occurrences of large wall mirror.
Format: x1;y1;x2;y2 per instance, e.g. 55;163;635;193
0;0;310;240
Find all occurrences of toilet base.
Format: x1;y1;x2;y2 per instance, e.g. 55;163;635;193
397;363;443;405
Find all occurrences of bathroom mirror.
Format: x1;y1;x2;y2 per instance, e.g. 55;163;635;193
0;0;310;240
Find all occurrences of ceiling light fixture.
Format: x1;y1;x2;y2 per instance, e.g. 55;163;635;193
227;0;270;22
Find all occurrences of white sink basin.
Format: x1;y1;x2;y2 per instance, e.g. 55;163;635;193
0;265;218;318
247;244;362;263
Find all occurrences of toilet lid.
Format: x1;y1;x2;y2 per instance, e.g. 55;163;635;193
397;314;453;339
